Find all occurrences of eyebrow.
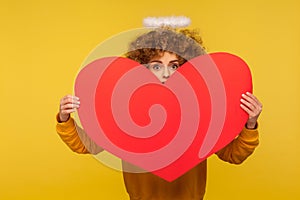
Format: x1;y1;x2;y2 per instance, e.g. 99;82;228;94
149;60;179;64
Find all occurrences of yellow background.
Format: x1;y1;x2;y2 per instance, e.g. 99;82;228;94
1;0;299;199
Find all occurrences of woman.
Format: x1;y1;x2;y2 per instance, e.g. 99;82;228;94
57;26;262;200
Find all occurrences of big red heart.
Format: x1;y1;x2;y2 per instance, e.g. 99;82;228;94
74;52;252;182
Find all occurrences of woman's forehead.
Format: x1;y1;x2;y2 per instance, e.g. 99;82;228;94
149;51;178;60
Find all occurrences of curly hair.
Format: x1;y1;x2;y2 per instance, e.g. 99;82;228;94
125;27;206;65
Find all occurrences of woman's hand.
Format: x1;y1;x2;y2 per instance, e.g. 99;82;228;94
240;92;263;129
59;95;80;122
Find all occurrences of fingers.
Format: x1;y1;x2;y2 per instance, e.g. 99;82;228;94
60;95;80;107
59;95;80;122
60;95;80;110
240;92;262;129
240;92;263;118
59;107;77;115
241;92;262;109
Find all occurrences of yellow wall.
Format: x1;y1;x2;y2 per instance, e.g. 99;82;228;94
1;0;299;199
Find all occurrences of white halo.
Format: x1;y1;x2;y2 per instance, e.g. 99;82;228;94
143;16;191;28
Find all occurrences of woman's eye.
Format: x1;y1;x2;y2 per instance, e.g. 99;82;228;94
152;64;161;70
170;64;179;70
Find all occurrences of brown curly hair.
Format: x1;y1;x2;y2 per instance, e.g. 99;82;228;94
125;27;206;65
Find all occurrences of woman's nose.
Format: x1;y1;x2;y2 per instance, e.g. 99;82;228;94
162;66;170;79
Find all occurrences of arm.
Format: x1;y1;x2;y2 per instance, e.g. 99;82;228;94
215;127;259;164
216;92;262;164
56;95;103;154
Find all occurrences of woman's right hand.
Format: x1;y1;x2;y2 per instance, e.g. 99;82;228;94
59;95;80;122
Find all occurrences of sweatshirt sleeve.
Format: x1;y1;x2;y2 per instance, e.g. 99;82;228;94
215;126;259;164
56;114;103;154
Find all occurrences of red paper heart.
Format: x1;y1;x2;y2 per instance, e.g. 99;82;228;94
74;52;252;182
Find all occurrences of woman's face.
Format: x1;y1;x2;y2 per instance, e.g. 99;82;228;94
147;52;180;83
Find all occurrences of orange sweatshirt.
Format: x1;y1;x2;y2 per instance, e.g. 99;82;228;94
56;115;259;200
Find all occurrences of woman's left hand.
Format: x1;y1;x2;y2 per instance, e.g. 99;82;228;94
240;92;263;129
